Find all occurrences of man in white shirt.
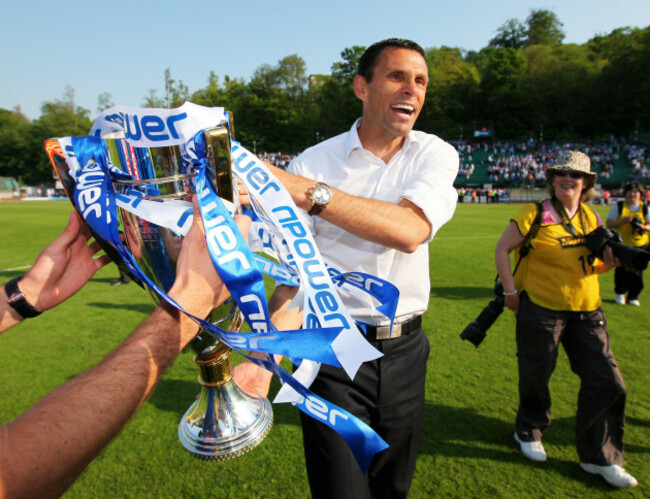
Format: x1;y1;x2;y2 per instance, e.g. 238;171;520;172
235;38;459;498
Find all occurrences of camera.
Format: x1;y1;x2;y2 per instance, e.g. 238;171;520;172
585;226;650;272
630;217;645;235
460;281;505;347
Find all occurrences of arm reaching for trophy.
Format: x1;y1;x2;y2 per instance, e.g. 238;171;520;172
0;200;251;499
233;283;302;398
0;211;111;334
266;164;433;253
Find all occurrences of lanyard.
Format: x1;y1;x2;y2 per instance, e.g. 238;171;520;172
551;197;588;237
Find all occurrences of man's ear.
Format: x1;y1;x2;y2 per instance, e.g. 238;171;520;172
353;75;368;102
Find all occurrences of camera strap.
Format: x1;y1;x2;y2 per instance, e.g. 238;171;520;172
551;197;589;238
494;201;542;286
618;200;649;221
511;201;543;276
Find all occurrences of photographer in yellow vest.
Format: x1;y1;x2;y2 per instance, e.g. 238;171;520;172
606;182;650;306
495;151;637;488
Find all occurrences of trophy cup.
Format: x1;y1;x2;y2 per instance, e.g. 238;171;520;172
46;119;273;461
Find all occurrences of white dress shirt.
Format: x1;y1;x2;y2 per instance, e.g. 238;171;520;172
289;119;459;325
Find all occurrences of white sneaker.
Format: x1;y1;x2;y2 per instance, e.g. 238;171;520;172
615;294;626;305
514;432;547;462
580;463;638;488
627;299;640;306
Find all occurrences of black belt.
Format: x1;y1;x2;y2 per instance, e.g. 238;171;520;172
361;315;422;341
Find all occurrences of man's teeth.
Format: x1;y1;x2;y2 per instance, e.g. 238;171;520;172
392;104;414;113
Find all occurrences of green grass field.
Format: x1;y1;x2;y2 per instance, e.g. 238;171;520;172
1;201;648;498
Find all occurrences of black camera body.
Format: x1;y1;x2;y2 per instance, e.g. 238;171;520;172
630;217;645;235
460;281;505;347
461;226;650;348
585;226;650;272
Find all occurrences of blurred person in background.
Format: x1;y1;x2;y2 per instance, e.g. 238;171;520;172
606;182;650;306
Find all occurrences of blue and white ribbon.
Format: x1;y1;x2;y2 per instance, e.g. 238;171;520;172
51;102;400;471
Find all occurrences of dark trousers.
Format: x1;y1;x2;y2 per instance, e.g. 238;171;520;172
614;266;644;301
515;294;626;465
299;328;429;499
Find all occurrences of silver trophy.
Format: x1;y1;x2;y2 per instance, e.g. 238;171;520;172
46;120;273;461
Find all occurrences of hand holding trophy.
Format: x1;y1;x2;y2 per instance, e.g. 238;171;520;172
45;102;391;472
47;109;272;461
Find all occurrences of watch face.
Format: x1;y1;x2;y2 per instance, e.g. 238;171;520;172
313;185;331;205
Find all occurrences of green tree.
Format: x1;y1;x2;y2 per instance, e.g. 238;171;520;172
27;88;92;185
0;108;31;182
190;73;250;141
275;54;308;99
96;92;114;115
523;44;600;139
314;45;366;139
474;47;530;138
234;55;314;151
526;9;565;46
489;18;527;49
419;47;480;137
589;26;650;136
191;72;226;108
142;89;165;108
164;67;189;108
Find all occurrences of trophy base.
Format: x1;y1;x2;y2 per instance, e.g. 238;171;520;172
178;379;273;461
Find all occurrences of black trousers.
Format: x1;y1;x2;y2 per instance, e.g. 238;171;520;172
515;294;626;466
299;328;429;499
614;265;645;301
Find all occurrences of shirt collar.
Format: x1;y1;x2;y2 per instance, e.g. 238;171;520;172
344;118;422;159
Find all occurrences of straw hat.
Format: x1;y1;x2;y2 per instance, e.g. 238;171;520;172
547;151;596;178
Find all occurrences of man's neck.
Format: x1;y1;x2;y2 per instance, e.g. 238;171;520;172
357;121;407;164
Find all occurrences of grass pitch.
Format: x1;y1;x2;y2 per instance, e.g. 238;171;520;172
0;201;648;498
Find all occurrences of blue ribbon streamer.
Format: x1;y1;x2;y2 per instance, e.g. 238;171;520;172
66;133;388;472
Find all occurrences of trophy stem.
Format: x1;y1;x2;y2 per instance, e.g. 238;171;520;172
178;342;273;461
195;343;233;387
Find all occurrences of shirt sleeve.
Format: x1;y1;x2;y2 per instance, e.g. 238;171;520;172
511;203;538;237
607;203;620;221
400;139;459;242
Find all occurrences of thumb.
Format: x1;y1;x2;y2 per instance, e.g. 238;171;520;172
190;195;205;237
233;214;252;242
53;211;83;248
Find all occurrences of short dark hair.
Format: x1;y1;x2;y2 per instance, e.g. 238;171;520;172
624;182;645;196
357;38;426;82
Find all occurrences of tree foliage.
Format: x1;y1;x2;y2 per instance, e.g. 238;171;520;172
491;9;565;48
489;19;527;49
2;11;649;185
526;9;565;46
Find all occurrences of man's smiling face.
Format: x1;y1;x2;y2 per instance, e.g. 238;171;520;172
354;47;429;142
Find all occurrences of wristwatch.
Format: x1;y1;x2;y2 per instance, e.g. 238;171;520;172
308;183;332;216
4;276;41;318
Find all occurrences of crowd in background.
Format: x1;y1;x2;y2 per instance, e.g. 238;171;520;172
258;139;649;190
457;187;510;203
257;152;297;169
626;144;650;182
449;139;649;186
451;139;625;184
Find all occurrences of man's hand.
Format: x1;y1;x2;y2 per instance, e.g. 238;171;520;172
169;196;252;318
233;354;275;398
265;164;314;210
19;211;111;312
